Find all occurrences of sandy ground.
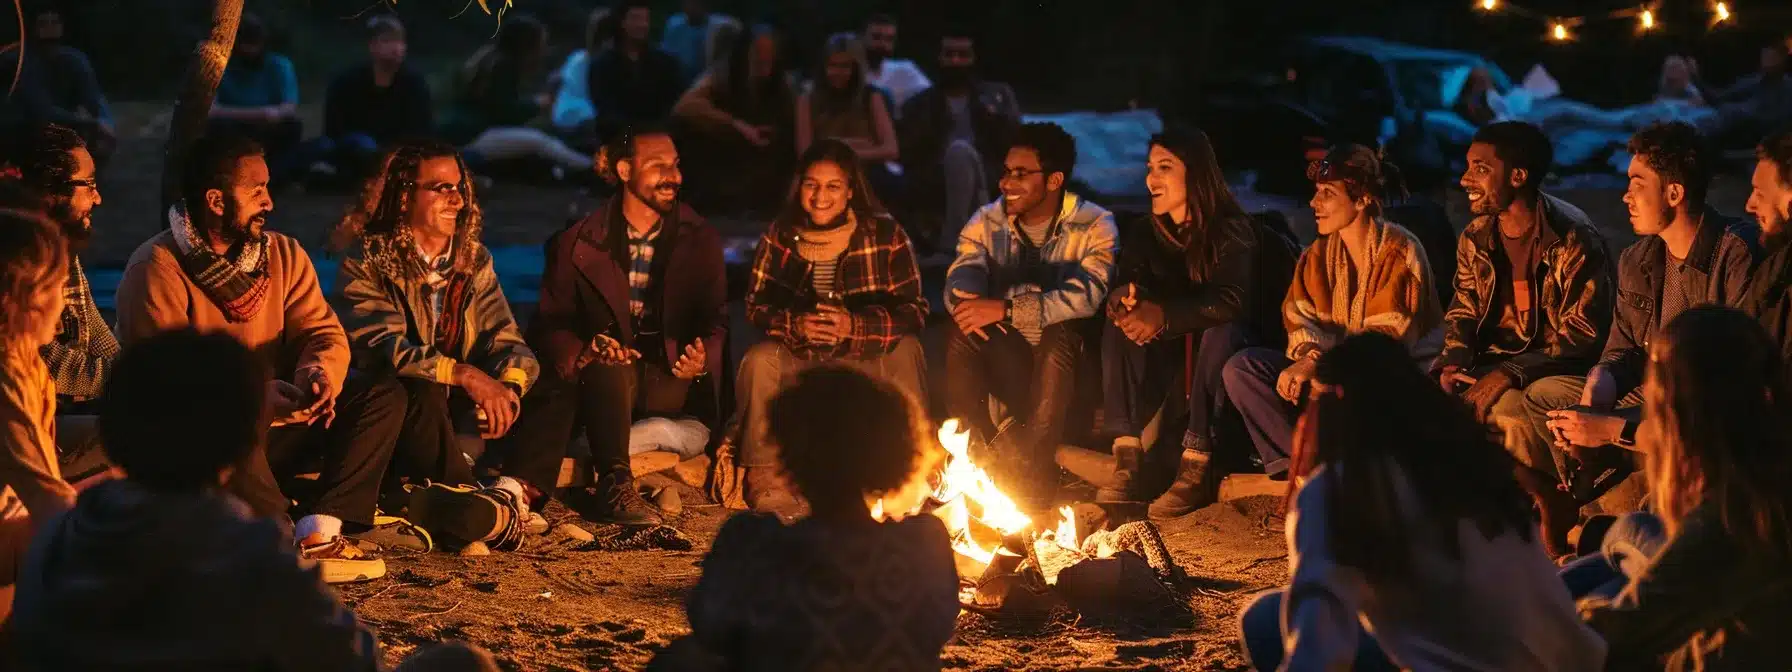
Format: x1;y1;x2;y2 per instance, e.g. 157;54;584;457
87;102;1757;671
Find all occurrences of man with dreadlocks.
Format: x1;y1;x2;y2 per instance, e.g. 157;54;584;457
495;125;726;527
0;124;116;482
332;140;540;551
116;133;402;583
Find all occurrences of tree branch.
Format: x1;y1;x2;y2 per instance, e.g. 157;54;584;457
159;0;244;227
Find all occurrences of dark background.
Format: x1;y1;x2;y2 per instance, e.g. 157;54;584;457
22;0;1792;111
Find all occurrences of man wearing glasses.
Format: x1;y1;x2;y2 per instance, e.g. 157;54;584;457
0;123;116;483
943;121;1117;508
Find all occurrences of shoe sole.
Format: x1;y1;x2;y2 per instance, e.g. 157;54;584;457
318;558;387;584
408;484;503;547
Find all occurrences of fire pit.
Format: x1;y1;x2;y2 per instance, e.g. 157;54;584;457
880;421;1191;622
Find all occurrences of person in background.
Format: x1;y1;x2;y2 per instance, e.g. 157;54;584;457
207;13;306;184
1237;332;1605;672
497;126;725;528
1656;55;1708;106
1437;121;1614;535
0;124;116;484
1711;39;1792;140
115;133;402;583
443;13;594;180
0;209;75;625
1223;145;1443;481
862;13;929;116
796;33;902;208
0;7;116;168
1520;121;1759;557
332;141;538;550
672;23;798;214
1572;307;1792;671
12;329;503;672
548;7;612;149
737;139;928;517
943;122;1117;508
654;366;956;670
899;28;1021;251
1744;129;1792;362
318;15;435;180
588;1;686;143
659;0;739;85
1099;126;1274;519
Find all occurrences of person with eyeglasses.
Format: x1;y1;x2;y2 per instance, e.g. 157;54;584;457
1221;144;1444;482
942;121;1117;509
0;124;116;485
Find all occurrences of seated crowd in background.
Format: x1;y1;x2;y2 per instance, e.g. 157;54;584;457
0;7;116;168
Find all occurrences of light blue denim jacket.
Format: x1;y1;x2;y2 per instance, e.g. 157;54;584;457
943;193;1118;337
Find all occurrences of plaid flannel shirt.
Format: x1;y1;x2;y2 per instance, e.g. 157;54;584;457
746;215;928;360
626;222;662;325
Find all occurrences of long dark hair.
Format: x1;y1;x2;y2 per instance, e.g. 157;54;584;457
809;32;871;119
1148;125;1248;282
330;140;483;275
714;23;793;113
775;138;887;230
1288;333;1536;583
1642;306;1792;558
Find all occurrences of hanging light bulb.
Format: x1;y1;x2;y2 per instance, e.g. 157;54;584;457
1639;9;1656;31
1714;2;1732;23
1551;22;1571;41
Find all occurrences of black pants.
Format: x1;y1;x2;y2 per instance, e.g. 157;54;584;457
497;360;691;496
944;320;1088;482
227;370;404;527
392;378;478;489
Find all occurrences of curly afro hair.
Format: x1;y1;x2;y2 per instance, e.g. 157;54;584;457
767;365;937;513
1628;120;1712;208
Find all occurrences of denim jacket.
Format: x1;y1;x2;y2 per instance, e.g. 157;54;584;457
943;193;1119;334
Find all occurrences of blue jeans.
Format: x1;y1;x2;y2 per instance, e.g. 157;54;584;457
1101;322;1254;453
1558;511;1668;601
1222;347;1298;476
1239;589;1399;672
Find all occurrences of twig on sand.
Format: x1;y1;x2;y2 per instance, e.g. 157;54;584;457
352;581;421;606
409;600;466;620
1239;554;1288;571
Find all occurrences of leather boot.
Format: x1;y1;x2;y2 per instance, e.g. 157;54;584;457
1148;449;1222;519
745;466;807;520
1095;437;1144;503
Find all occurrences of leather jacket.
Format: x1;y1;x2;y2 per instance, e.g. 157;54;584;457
1434;194;1614;387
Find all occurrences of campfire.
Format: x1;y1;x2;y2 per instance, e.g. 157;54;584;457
878;420;1190;621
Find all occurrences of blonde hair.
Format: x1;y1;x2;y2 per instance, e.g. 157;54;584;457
0;208;68;346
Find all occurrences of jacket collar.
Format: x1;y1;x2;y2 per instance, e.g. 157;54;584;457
1001;192;1083;242
1466;193;1589;253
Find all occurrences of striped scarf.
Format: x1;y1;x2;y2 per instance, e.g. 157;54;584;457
167;205;271;323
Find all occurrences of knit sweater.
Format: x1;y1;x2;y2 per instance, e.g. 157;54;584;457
115;229;350;390
1283;218;1444;364
0;345;74;525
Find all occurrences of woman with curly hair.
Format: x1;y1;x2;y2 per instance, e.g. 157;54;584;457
0;209;73;620
1239;332;1604;671
1578;306;1792;670
330;139;538;550
656;365;956;671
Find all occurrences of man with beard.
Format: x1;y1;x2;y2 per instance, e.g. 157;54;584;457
207;14;306;184
116;133;403;583
496;126;726;526
1435;122;1614;515
0;8;116;167
862;14;929;116
899;28;1021;250
0;124;117;483
1518;121;1759;557
943;122;1117;508
1742;129;1792;364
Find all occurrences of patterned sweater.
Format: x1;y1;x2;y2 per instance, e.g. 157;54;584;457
1283;218;1444;364
39;259;119;402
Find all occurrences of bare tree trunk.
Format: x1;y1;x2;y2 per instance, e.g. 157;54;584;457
159;0;243;226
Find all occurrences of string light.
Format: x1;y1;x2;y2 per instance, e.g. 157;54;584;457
1714;2;1732;23
1476;1;1742;40
1551;21;1572;41
1639;8;1655;30
1480;0;1498;10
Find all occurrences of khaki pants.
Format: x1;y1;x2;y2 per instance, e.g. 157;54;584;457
735;337;928;468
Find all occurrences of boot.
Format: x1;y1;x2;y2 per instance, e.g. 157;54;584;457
745;466;807;520
1148;449;1222;520
1095;437;1144;503
590;469;664;526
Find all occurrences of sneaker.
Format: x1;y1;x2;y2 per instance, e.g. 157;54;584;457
300;536;387;584
589;471;664;526
405;482;507;549
351;515;434;553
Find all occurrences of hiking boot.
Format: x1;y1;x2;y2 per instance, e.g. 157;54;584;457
1095;436;1145;504
406;482;509;549
744;466;806;521
300;536;387;584
591;470;664;526
350;515;434;553
1148;449;1223;520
